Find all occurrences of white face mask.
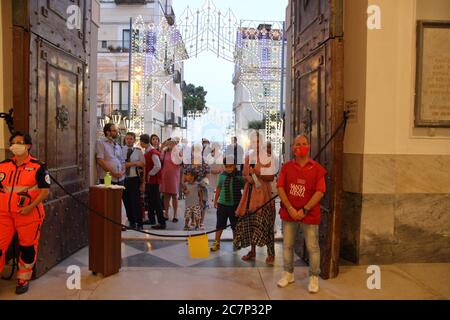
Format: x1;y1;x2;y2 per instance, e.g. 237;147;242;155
10;144;28;156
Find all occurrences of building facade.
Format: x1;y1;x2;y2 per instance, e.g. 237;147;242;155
97;0;185;142
284;0;450;269
233;24;285;146
232;70;264;132
340;0;450;265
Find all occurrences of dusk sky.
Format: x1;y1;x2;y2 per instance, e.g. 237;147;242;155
174;0;288;138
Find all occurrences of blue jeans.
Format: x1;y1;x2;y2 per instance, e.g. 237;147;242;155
283;221;321;276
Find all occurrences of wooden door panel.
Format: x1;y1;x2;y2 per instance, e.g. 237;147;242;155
292;77;300;138
48;0;82;19
294;45;329;273
37;194;88;274
60;194;89;258
292;22;344;278
12;0;92;278
30;36;90;277
56;70;80;169
295;0;329;62
36;40;85;199
12;26;31;133
37;63;58;170
300;71;320;152
295;46;326;158
294;0;343;64
37;200;63;272
299;0;320;30
29;0;86;59
326;39;345;278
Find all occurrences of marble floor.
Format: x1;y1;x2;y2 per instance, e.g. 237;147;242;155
122;198;284;241
1;199;448;300
0;239;449;300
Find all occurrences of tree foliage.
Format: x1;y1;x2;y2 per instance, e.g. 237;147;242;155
182;82;208;116
248;120;266;130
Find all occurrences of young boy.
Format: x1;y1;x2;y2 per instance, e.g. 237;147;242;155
210;163;244;252
183;170;203;231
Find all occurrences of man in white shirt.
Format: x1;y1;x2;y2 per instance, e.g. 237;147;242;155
96;123;125;184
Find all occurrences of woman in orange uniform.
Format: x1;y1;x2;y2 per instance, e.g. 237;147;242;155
0;132;50;294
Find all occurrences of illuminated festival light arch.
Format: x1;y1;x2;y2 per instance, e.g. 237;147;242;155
130;0;285;154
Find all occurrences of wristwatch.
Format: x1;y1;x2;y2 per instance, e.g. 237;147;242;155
303;207;310;216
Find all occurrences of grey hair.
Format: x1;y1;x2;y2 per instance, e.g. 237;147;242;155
293;134;310;144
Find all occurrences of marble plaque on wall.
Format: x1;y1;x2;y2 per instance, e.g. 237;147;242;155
415;21;450;127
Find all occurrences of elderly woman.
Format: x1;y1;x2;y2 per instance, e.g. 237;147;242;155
160;138;182;222
234;133;276;265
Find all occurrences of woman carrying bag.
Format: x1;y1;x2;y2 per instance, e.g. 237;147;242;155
233;134;276;266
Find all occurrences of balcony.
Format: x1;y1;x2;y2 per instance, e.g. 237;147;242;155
98;40;130;53
115;0;147;4
176;116;188;129
164;60;175;75
164;5;175;26
98;104;130;118
173;116;182;128
165;112;176;125
180;117;188;129
173;70;181;84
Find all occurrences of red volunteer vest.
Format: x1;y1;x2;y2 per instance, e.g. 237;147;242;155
144;148;162;185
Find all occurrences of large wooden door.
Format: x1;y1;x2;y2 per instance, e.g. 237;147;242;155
33;38;90;273
13;0;92;277
290;0;344;279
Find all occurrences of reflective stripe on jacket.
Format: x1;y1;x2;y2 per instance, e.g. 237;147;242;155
0;155;50;214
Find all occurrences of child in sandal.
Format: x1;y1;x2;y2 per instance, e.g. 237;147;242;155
183;170;203;231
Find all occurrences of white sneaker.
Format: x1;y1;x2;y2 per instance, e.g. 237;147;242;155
308;276;320;293
277;272;295;288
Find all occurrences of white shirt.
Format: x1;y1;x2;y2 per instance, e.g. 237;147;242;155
122;145;145;178
146;145;162;177
96;138;125;182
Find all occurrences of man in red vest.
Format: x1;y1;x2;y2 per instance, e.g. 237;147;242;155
141;134;166;230
0;132;50;294
276;134;327;293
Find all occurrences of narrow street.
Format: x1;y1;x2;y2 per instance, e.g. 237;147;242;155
0;0;449;306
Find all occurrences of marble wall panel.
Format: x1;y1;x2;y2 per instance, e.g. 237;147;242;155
395;155;450;194
395;193;450;237
357;193;450;264
343;153;364;193
360;194;396;242
340;192;363;263
339;154;450;264
362;154;396;194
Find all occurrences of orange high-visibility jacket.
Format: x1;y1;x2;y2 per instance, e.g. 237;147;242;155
0;155;50;216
